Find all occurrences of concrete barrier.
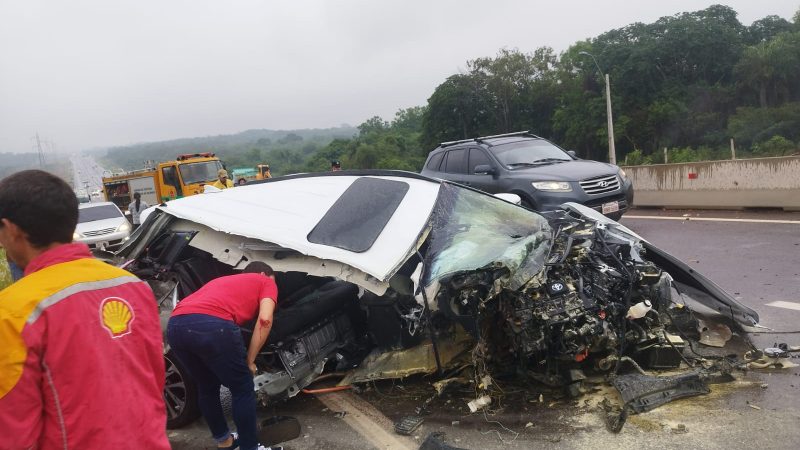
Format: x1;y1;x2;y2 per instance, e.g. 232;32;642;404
621;156;800;211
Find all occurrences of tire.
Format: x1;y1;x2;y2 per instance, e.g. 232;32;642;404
164;350;201;429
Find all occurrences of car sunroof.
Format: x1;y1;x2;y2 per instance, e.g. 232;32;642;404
307;177;409;252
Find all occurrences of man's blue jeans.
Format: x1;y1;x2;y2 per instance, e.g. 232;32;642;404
167;314;258;450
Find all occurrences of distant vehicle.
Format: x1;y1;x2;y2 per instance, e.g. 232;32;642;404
74;202;131;250
231;164;272;185
102;152;224;212
420;131;634;220
74;189;91;204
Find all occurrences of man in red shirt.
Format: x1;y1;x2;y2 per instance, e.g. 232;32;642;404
0;170;169;449
167;262;281;450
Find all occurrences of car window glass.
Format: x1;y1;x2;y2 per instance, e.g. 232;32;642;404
308;177;410;253
444;148;467;174
78;205;123;223
162;166;183;196
468;148;493;173
427;152;444;171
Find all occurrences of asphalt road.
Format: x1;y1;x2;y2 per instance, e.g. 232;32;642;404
168;210;800;450
70;153;105;197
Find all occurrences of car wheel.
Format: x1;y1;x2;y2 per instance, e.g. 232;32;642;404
164;350;201;429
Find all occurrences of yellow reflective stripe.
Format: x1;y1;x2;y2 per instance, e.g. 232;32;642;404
0;257;140;398
27;276;141;325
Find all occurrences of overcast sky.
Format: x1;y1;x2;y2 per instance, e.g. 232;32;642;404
0;1;797;153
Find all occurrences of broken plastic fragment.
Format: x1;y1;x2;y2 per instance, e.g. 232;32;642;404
467;395;491;413
697;319;732;348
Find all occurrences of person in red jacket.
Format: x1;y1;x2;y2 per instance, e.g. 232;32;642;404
0;170;170;449
167;263;282;450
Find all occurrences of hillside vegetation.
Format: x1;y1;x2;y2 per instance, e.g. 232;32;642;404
102;5;800;173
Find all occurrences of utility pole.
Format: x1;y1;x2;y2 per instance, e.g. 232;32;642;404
604;74;616;165
730;138;736;160
35;133;45;168
579;51;617;165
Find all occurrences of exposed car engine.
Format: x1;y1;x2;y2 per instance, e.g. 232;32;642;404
437;210;687;388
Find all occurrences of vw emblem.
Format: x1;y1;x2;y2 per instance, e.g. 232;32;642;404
552;282;564;291
598;180;609;187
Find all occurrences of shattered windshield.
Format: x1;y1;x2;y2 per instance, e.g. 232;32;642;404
424;184;552;290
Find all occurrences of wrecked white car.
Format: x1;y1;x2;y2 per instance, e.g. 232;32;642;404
114;171;759;429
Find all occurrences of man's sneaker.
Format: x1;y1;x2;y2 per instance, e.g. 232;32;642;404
219;432;239;449
256;445;283;450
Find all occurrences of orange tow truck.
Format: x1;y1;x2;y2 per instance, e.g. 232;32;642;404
102;152;224;212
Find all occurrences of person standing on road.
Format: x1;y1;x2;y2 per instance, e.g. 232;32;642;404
213;169;235;189
128;191;150;230
0;170;169;449
167;262;282;450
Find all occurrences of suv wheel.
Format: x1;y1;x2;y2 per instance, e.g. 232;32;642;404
164;350;201;429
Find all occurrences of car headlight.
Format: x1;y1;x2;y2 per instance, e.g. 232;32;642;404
618;168;628;181
117;222;131;233
532;181;572;192
73;232;82;241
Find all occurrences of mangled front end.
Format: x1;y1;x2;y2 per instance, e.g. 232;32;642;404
418;186;758;393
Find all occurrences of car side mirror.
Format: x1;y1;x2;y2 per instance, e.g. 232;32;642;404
567;150;577;158
474;164;495;175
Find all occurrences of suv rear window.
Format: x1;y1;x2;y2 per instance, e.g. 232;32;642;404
426;152;444;171
308;177;410;252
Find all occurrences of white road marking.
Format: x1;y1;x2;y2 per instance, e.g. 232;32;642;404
624;215;800;225
315;391;416;450
765;301;800;312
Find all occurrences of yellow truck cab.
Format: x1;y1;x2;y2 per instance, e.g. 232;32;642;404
102;153;224;212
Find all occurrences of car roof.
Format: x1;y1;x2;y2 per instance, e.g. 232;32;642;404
152;171;443;282
79;201;117;209
432;134;545;154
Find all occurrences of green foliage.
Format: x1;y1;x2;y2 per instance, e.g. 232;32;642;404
623;149;654;166
102;127;357;177
0;248;12;291
752;135;796;156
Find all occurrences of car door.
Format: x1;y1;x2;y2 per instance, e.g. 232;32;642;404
461;148;498;193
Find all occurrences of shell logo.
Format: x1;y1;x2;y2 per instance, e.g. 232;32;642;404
99;297;135;338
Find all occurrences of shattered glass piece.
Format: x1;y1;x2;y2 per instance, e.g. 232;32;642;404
611;372;710;414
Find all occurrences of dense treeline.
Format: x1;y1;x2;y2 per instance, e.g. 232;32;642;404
420;4;800;165
100;127;357;176
104;5;800;174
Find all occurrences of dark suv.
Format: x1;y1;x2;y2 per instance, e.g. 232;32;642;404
420;132;634;219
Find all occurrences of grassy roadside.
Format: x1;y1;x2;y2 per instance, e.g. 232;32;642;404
0;248;12;290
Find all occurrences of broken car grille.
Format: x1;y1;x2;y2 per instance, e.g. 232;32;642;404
83;227;116;237
580;174;620;195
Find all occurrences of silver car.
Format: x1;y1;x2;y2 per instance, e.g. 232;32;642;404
74;202;131;250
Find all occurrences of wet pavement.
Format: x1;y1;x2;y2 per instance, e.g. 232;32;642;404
168;209;800;450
